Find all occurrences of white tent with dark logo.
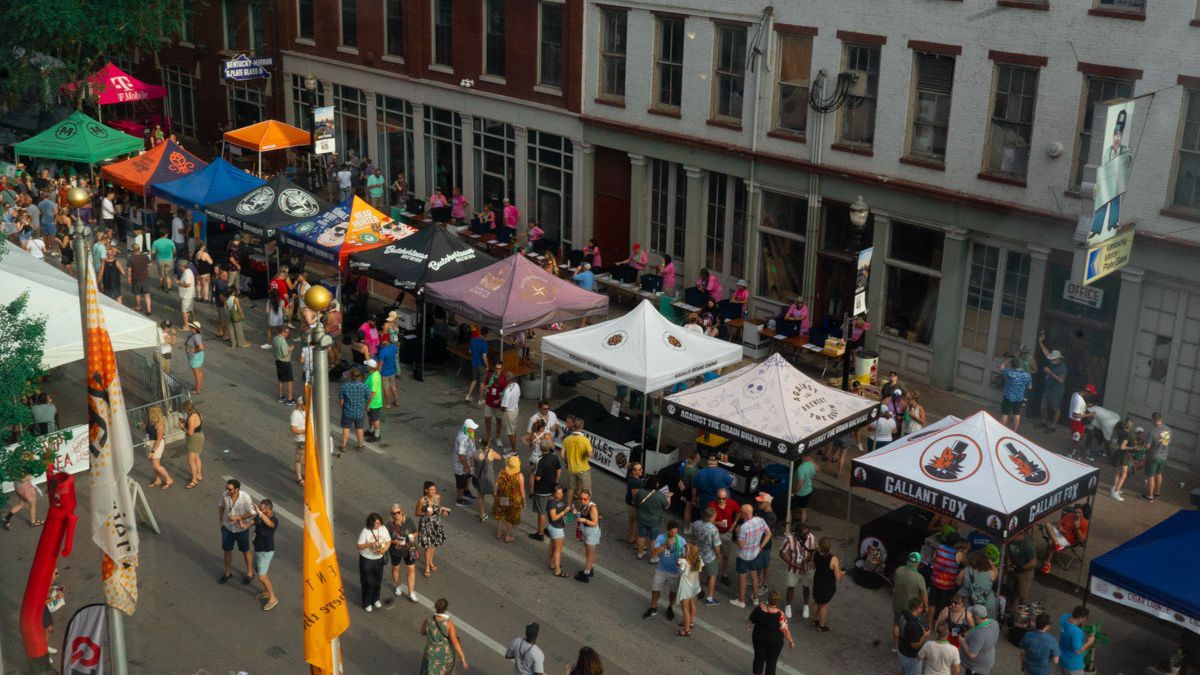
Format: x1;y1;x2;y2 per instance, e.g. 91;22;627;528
851;411;1100;540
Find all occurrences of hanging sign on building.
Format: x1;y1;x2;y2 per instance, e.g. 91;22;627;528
223;54;273;81
853;246;873;316
1062;280;1105;309
1084;100;1136;285
313;106;335;155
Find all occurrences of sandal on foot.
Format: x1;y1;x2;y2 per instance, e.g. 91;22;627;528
29;520;43;527
185;481;199;489
675;629;691;637
423;569;431;578
162;482;173;491
553;570;569;578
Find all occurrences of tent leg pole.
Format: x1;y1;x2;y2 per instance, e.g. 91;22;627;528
785;460;795;532
415;299;426;382
996;545;1007;612
845;489;853;523
639;394;648;471
652;410;664;475
539;352;545;407
1075;493;1096;592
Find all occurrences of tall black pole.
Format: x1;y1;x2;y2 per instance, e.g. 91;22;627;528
414;295;427;381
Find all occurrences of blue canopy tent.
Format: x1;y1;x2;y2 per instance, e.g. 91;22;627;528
1088;510;1200;635
149;157;265;211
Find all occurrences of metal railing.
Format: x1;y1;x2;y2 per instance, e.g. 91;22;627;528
125;393;191;452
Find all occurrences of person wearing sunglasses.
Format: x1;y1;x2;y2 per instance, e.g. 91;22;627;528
387;504;419;603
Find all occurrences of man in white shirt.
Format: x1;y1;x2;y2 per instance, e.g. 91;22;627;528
100;190;115;235
218;478;258;584
1068;384;1096;460
505;623;545;675
176;259;196;326
290;397;307;486
171;209;188;253
867;405;897;452
454;419;478;506
500;371;521;453
336;164;354;203
527;400;561;437
917;622;961;675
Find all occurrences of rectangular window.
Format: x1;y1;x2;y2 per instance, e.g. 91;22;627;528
1173;89;1200;210
774;34;811;136
961;244;1029;357
984;63;1039;180
433;0;453;67
539;2;563;88
712;23;747;122
758;191;808;302
386;0;406;58
1096;0;1145;12
908;52;955;162
180;0;195;43
654;16;685;110
705;173;747;279
163;65;197;139
424;106;463;194
883;221;944;345
649;159;686;264
527;130;574;248
249;2;265;51
1070;75;1134;189
484;0;505;76
838;43;881;146
341;0;357;47
376;94;415;202
474;118;516;204
298;0;314;40
227;81;266;129
223;0;238;49
598;7;627;100
291;74;325;133
334;85;368;164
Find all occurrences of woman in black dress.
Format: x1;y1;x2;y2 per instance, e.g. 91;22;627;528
810;536;845;631
748;591;795;675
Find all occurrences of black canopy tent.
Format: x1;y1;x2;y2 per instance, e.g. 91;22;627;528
202;174;332;239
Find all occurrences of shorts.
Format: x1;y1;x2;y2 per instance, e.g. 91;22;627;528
1146;458;1166;476
367;407;381;424
188;352;205;369
340;414;365;430
1001;398;1026;416
157;260;173;277
753;544;772;572
736;557;756;574
472;365;486;382
1043;388;1064;410
294;440;306;465
221;528;250;552
382;374;397;389
652;570;680;593
180;296;194;313
793;493;811;509
389;547;417;566
581;524;601;546
275;360;294;382
786;568;814;589
454;473;470;490
1069;420;1086;442
501;409;519;436
254;551;275;575
929;586;957;614
131;279;149;295
484;405;502;420
570;470;592;494
637;524;659;540
546;524;565;540
532;494;550;514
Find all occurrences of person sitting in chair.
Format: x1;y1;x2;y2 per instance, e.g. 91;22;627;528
1037;504;1089;574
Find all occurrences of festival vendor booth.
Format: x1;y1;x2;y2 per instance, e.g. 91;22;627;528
85;63;169;138
13;110;143;166
100;139;207;195
223;120;311;175
541;299;743;476
662;352;880;521
851;411;1100;587
1088;510;1200;636
149;157;265;211
203;174;331;239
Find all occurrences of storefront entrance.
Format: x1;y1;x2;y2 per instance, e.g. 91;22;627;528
954;242;1031;400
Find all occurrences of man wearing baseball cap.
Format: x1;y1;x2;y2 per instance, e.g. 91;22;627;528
364;358;384;442
892;552;928;655
272;324;296;405
753;492;778;589
454;419;479;506
1068;384;1097;460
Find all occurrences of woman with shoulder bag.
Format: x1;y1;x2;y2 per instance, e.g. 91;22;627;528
955;549;998;621
226;288;251;348
473;439;501;522
574;489;601;582
902;391;926;436
180;401;205;489
145;407;173;490
493;455;526;542
387;504;420;602
420;597;468;674
356;512;391;612
416;481;450;578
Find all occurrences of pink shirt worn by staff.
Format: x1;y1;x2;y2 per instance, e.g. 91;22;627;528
429;192;448;208
661;261;676;293
359;322;380;356
701;275;723;302
503;204;519;230
585;245;603;268
451;195;468;219
528;224;544;242
629;249;648;271
785;303;811;333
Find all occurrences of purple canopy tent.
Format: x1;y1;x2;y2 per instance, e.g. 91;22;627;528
422;254;609;362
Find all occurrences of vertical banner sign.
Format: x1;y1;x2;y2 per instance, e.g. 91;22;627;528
1084;101;1136;285
61;603;107;675
313;106;335;155
853;247;873;316
302;393;349;673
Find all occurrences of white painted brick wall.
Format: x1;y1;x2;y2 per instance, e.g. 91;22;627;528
583;0;1200;240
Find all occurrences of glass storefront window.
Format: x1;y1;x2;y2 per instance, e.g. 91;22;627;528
759;233;805;302
527;130;573;247
884;266;939;344
375;94;414;198
423;106;463;194
821;201;874;254
473;118;515;205
760;191;807;236
334;84;367;164
889;221;944;269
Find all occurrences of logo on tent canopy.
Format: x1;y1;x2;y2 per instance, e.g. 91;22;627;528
519;276;557;305
602;330;627;349
167;152;195;174
994;436;1049;486
237;187;275;215
55;123;79;140
86;122;109;138
666;403;676;415
791;381;839;423
280;189;320;217
919;434;982;482
987;515;1002;532
744;379;768;398
662;332;685;351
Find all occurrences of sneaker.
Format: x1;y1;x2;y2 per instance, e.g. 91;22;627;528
643;607;658;619
802;605;810;619
650;556;659;564
374;600;382;609
703;597;720;607
395;586;404;597
575;570;590;583
720;575;732;587
1040;562;1051;574
666;607;675;621
365;605;373;613
409;592;418;603
464;490;477;499
785;605;793;619
528;533;545;541
277;397;286;404
1113;492;1125;502
464;394;471;402
730;599;746;609
637;551;646;560
260;344;271;349
263;598;278;611
285;399;297;406
47;646;59;655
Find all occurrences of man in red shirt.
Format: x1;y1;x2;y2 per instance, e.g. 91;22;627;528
707;488;740;587
1038;504;1089;574
269;269;291;304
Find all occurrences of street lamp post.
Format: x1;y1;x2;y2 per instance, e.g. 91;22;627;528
303;73;318;191
66;187;131;675
842;196;870;391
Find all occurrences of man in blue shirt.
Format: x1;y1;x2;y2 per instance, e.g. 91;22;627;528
377;334;400;407
693;456;735;516
464;326;490;405
572;263;596;291
999;356;1033;431
643;521;686;621
1018;613;1061;675
37;192;57;237
338;369;371;454
1057;606;1093;675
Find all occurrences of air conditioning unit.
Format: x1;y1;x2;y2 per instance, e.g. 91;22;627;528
845;70;869;98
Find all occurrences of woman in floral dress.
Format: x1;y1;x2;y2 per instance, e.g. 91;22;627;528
415;481;449;578
420;597;468;674
492;455;526;542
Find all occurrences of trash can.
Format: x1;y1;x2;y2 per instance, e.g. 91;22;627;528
854;350;878;386
522;373;544;400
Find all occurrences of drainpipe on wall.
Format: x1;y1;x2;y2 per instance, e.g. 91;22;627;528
745;6;774;318
804;76;825;308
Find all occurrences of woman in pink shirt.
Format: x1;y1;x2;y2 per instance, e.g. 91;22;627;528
478;203;496;231
783;296;811;334
502;198;519;231
623;243;649;271
428;188;448;209
731;279;750;317
583;239;603;268
450;187;469;221
528;221;544;242
660;254;677;295
696;268;723;302
359;318;380;357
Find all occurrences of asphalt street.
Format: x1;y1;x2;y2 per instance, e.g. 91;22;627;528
0;280;1178;674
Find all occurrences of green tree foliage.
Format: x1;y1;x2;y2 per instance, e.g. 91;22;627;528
0;0;184;108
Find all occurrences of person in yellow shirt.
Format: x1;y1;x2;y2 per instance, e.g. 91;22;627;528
562;417;593;503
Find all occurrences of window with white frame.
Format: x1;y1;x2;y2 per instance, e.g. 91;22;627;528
376;95;415;198
539;2;563;88
838;43;880;147
249;1;265;51
474;118;515;204
1096;0;1145;13
223;0;238;50
180;0;195;43
961;243;1030;357
424;106;462;193
386;0;405;58
298;0;314;41
598;7;627;101
712;23;747;122
883;221;944;345
334;84;367;163
341;0;357;48
758;190;808;302
527;130;574;247
163;65;197;138
649;159;686;265
705;172;747;281
983;63;1039;180
484;0;505;77
774;33;811;136
1069;75;1134;190
290;74;324;133
1172;89;1200;210
227;81;266;129
654;16;684;110
907;52;955;163
432;0;453;67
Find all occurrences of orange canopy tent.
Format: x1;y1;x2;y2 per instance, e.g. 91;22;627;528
100;140;208;195
223;120;311;176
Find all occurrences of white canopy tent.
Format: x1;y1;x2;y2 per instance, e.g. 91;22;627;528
1;244;159;368
540;299;743;472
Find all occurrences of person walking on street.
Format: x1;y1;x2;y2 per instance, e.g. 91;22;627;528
464;327;489;404
1143;412;1172;502
960;604;999;675
529;438;562;541
2;475;41;529
1068;384;1097;460
643;520;685;620
416;481;450;578
563;418;594;504
1018;613;1060;675
218;479;257;585
676;544;702;637
624;462;646;545
127;242;152;314
1036;343;1068;434
378;334;400;407
753;493;777;590
226;288;251;348
184;320;204;394
454;419;478;506
387;504;420;602
810;536;844;631
289;397;307;486
420;598;468;673
493;455;526;541
708;487;740;587
731;504;771;609
545;484;570;578
273;324;296;404
144;406;173;490
176;259;196;327
482;363;507;444
365;358;384;441
181;401;205;489
253;499;279;611
691;507;723;606
748;591;794;675
474;439;502;522
152;230;175;290
500;371;521;452
897;596;929;675
338;369;371;455
998;356;1033;431
635;476;671;562
505;622;544;675
356;512;391;612
792;453;817;526
574;489;601;582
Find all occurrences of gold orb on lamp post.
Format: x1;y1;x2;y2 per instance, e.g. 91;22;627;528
66;187;91;209
304;284;332;313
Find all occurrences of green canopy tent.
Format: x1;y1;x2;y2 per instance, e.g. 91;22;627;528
13;110;143;165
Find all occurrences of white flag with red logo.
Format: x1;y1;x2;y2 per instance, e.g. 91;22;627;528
83;264;139;614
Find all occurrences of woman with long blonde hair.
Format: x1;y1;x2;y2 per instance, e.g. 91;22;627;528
145;407;173;490
676;544;703;637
